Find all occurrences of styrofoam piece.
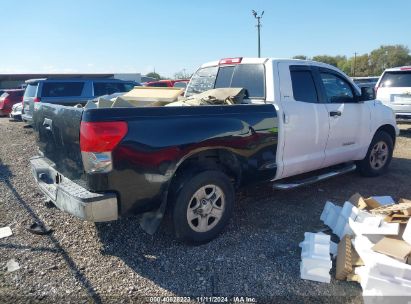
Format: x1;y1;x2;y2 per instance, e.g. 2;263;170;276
371;196;395;206
300;258;331;283
349;218;399;235
352;234;411;282
356;265;411;296
403;221;411;246
334;202;358;238
0;227;12;239
299;233;331;260
320;201;334;222
321;202;342;230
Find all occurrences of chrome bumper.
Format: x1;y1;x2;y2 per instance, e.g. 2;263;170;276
30;156;118;222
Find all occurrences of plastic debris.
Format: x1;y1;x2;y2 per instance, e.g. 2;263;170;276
6;259;20;273
0;227;12;239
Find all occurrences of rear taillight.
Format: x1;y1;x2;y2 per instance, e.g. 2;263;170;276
219;57;243;65
33;97;41;102
80;121;128;173
80;121;128;152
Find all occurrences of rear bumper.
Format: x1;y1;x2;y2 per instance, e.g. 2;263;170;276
21;113;33;123
9;111;22;119
30;156;118;222
0;109;10;116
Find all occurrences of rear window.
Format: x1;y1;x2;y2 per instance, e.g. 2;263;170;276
185;66;218;96
24;84;38;98
42;82;84;97
186;64;265;98
93;82;132;96
380;71;411;88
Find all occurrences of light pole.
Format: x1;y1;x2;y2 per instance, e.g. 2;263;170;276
252;10;264;58
353;52;357;77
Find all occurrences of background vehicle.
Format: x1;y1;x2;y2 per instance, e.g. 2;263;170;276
22;78;140;124
9;102;23;120
375;66;411;121
30;58;397;244
145;79;189;88
0;89;24;116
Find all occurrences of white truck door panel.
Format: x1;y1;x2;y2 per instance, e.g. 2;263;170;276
318;70;371;167
277;63;330;179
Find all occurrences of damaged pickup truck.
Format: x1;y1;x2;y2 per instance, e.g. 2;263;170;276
30;57;398;243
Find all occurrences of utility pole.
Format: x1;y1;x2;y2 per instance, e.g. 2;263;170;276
252;10;264;58
353;52;357;77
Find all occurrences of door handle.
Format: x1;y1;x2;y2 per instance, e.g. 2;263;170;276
329;111;342;117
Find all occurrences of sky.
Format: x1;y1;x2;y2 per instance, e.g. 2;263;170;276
1;0;410;77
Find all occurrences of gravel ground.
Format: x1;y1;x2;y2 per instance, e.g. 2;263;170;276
1;117;411;303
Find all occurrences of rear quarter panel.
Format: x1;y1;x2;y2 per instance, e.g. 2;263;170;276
83;105;278;215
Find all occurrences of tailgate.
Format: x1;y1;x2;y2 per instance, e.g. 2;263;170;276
33;103;84;180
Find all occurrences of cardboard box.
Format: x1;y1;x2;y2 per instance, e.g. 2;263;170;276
349;193;382;210
372;237;411;264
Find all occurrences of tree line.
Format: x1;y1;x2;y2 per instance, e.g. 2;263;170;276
293;45;411;77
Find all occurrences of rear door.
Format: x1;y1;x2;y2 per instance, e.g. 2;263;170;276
317;68;370;166
277;63;330;178
377;70;411;115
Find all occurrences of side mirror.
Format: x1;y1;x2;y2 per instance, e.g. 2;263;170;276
359;87;376;101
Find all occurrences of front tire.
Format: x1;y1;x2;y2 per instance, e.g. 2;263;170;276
172;170;234;244
357;131;393;177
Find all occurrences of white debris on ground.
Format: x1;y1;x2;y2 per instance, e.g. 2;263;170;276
0;226;12;239
6;259;20;273
299;232;332;283
300;193;411;300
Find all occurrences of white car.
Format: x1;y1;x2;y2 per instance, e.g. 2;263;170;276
376;66;411;121
9;102;23;120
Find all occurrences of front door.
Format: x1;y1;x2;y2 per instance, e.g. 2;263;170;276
317;69;370;167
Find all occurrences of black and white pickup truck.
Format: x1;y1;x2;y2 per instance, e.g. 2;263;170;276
30;57;398;243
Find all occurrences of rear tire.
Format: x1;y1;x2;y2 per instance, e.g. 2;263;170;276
357;131;393;177
171;170;234;244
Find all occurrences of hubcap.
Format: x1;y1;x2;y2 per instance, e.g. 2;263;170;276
370;141;389;170
186;184;225;233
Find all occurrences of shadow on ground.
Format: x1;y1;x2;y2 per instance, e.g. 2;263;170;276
0;160;102;303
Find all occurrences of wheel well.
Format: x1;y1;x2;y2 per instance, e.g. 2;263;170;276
376;124;396;146
168;149;242;195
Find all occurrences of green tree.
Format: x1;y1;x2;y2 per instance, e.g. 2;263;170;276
369;45;411;75
312;55;339;67
146;72;161;80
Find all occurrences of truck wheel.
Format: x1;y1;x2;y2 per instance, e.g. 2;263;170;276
357;131;393;177
172;170;234;244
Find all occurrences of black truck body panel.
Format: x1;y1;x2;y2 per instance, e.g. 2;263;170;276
33;104;279;217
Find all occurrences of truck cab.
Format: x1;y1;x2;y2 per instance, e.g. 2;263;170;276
185;57;398;180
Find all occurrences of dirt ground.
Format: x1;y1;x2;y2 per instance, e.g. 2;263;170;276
0;117;410;303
